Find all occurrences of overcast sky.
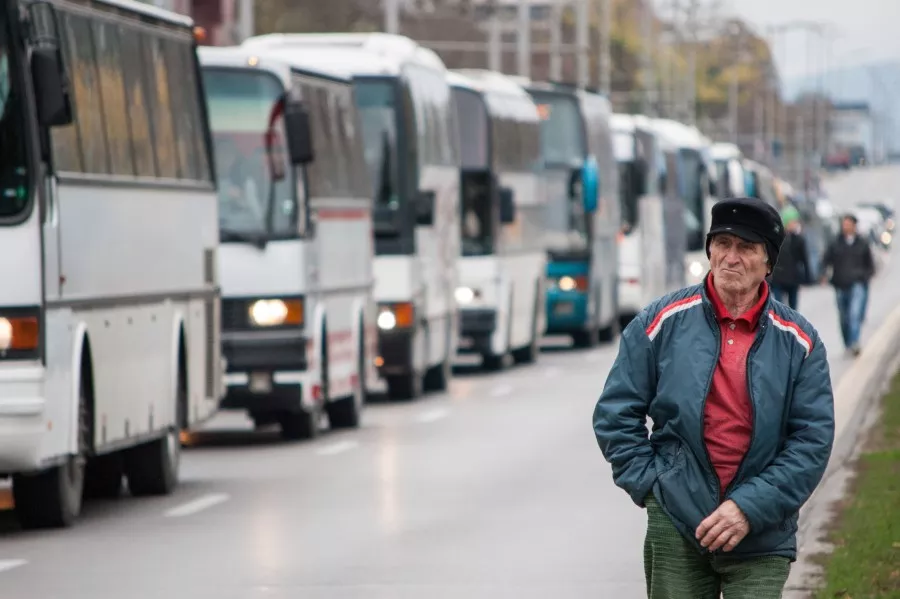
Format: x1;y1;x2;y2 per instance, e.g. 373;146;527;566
711;0;900;81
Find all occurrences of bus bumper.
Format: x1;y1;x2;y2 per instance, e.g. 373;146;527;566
376;329;415;376
618;275;642;316
0;366;46;473
545;261;590;334
220;333;311;413
457;308;497;355
545;289;589;333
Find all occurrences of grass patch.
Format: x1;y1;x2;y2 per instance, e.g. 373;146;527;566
814;372;900;599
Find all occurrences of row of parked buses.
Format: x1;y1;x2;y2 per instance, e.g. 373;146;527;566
0;0;787;530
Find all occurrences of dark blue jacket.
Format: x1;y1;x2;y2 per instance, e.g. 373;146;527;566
593;280;835;561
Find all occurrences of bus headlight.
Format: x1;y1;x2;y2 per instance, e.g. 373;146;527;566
689;261;705;279
882;231;892;246
455;286;475;304
558;276;577;291
248;298;303;327
0;312;40;356
378;302;415;331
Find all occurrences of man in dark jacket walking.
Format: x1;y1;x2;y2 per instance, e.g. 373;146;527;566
594;197;835;599
769;205;811;310
820;214;875;357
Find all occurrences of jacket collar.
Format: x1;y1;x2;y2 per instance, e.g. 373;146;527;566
700;273;772;331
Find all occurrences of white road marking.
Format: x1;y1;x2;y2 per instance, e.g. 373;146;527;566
542;366;562;378
0;560;26;574
164;493;230;518
417;408;450;423
315;440;359;456
490;384;514;397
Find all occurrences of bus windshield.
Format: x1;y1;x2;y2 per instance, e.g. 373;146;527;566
0;15;29;220
533;93;584;168
202;68;297;241
353;79;401;232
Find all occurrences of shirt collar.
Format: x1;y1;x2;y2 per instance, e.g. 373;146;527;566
705;274;768;328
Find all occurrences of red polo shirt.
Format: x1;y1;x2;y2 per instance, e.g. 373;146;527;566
704;275;768;496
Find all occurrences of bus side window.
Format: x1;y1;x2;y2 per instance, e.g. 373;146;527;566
143;35;178;179
47;11;82;173
92;20;134;177
162;38;199;181
119;28;157;177
65;12;109;175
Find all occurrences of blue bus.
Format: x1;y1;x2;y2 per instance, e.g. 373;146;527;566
525;83;620;347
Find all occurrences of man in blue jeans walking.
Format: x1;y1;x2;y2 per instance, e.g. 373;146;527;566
820;214;876;356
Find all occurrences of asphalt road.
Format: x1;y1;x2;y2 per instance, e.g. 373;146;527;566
0;167;896;599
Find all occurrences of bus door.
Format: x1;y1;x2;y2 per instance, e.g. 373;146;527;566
662;151;686;289
633;129;666;302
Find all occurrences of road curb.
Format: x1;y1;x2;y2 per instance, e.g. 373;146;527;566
784;301;900;597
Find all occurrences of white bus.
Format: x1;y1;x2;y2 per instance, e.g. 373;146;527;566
0;0;222;528
611;113;669;324
710;142;747;199
652;119;719;286
198;46;377;439
447;69;546;369
242;33;460;400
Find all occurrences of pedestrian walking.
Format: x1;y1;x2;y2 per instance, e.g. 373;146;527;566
769;205;811;310
820;214;875;357
593;197;835;599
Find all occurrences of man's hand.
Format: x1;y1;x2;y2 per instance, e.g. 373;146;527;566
695;500;750;552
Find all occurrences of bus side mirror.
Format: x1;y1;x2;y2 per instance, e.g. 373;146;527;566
499;186;516;224
31;47;73;128
415;189;435;225
284;102;314;165
581;156;600;213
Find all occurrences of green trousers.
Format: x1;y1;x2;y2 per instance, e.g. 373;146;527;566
644;495;791;599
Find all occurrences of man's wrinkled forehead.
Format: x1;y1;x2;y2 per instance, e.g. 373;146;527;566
711;232;762;247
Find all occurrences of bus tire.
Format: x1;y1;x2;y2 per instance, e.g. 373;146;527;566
125;353;184;496
279;409;319;440
84;453;124;499
423;320;451;392
386;374;422;401
12;363;90;529
512;282;541;364
327;322;365;429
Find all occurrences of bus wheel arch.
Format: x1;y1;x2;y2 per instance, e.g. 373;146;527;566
11;328;92;529
326;309;365;429
123;316;183;497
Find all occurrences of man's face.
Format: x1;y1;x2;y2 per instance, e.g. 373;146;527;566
709;233;768;295
842;217;857;236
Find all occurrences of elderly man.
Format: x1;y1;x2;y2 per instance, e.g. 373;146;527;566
593;197;835;598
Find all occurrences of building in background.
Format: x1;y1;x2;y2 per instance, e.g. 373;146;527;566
827;102;878;168
135;0;240;46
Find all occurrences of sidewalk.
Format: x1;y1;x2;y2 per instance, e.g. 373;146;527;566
783;249;900;597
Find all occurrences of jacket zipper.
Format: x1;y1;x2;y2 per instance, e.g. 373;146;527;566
700;305;722;507
724;319;766;498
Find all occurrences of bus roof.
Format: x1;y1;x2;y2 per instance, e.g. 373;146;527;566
240;33;447;77
651;118;707;151
198;46;293;87
448;69;538;123
94;0;194;27
611;113;654;133
710;142;742;161
448;69;532;100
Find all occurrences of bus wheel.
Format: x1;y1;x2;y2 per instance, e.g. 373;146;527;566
84;453;124;499
327;329;365;429
279;409;319;440
386;374;422;400
572;328;598;348
598;318;620;343
125;358;184;496
12;373;89;529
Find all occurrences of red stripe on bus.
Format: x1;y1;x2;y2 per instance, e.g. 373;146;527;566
316;209;369;220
